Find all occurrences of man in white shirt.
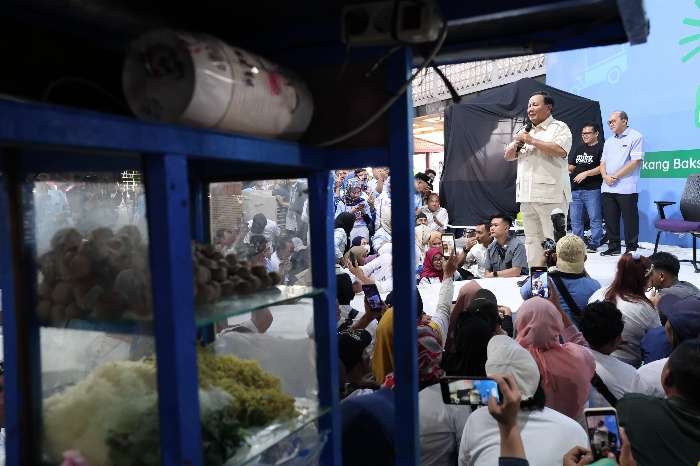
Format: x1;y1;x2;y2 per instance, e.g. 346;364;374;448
580;301;652;407
504;92;573;267
361;242;393;286
459;335;588;466
368;167;388;197
421;193;449;232
372;198;392;252
246;213;280;243
269;236;294;283
637;293;700;398
463;221;493;276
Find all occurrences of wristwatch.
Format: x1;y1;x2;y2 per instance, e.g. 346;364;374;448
493;270;498;277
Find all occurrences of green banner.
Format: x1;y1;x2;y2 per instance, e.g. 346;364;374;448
641;149;700;178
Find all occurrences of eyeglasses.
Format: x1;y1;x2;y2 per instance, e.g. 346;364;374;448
581;131;595;135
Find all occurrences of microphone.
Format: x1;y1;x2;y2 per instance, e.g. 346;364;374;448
515;119;532;152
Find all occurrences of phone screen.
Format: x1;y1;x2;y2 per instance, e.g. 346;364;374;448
442;233;455;257
585;409;621;460
362;284;384;313
440;377;501;407
530;267;549;298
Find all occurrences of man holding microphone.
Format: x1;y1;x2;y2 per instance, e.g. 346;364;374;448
504;92;573;267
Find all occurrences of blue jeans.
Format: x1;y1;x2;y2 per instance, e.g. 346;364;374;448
570;188;603;248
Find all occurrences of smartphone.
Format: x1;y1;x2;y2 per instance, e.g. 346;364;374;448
440;376;501;407
442;233;455;257
584;408;621;460
362;284;384;313
530;266;549;298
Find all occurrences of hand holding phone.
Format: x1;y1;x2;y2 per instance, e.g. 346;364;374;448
530;266;550;298
584;408;621;460
362;284;385;315
487;374;521;426
442;233;455;258
441;376;502;407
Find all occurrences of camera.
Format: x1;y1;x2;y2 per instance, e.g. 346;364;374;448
541;237;556;254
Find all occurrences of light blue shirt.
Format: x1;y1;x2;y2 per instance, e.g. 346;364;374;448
334;193;371;226
601;127;644;195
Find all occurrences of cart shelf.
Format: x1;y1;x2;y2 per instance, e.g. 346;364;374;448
195;285;323;327
225;399;328;466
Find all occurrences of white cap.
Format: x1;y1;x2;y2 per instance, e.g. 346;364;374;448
485;335;540;400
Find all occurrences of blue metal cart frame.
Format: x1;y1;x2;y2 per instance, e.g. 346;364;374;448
0;45;418;465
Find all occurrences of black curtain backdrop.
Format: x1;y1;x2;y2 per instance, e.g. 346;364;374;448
441;78;603;226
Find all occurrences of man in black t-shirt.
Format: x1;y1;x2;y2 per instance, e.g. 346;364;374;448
568;123;604;253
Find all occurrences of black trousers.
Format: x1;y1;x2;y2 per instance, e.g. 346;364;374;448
602;192;639;250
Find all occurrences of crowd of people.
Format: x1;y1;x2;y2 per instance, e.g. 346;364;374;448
326;159;699;465
335;233;699;465
31;152;699;466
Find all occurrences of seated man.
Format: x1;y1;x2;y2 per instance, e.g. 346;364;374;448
269;236;294;281
580;301;651;407
483;214;528;278
637;293;700;397
642;252;698;364
462;221;493;277
648;251;699;303
246;212;280;243
519;235;600;324
618;339;700;466
414;172;431;211
421;193;449;232
213;228;236;255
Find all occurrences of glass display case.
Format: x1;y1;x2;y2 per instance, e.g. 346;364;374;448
19;170;328;466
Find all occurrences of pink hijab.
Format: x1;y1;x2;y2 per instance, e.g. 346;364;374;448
516;297;595;419
419;247;444;281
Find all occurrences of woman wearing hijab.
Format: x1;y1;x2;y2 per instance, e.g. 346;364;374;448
428;231;443;250
444;281;483;354
442;313;494;377
381;324;471;466
515;297;595;420
334;178;372;240
334;212;356;261
345;244;369;267
351;236;368;247
419;247;463;286
372;254;460;382
419;247;446;285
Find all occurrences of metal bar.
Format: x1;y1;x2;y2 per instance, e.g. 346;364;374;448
323;147;391;170
14;151;141;173
0;154;42;466
388;48;419;466
0;159;21;466
190;176;216;345
0;99;323;168
307;169;341;466
190;177;208;243
143;153;203;466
